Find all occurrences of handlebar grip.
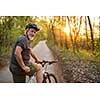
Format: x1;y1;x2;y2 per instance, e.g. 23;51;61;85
49;61;58;64
38;60;58;66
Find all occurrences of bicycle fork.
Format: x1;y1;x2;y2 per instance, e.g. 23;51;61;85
42;72;51;83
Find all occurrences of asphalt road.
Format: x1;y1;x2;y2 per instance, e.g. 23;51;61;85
0;40;64;83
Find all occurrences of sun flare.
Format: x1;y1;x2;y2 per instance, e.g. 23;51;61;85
64;27;70;35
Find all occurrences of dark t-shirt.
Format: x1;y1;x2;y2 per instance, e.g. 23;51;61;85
10;34;30;74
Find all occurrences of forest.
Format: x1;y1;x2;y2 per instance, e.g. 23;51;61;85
0;16;100;82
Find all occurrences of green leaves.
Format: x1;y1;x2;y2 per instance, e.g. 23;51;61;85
0;16;50;56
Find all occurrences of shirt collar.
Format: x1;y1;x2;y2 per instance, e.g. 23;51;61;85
23;33;30;40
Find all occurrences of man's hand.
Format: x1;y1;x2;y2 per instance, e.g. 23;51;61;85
22;66;30;73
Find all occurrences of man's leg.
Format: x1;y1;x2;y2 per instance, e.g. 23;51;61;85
12;74;26;83
35;64;43;83
9;63;26;83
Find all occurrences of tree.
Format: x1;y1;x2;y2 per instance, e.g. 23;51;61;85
99;16;100;41
87;16;94;51
67;16;74;51
85;16;89;50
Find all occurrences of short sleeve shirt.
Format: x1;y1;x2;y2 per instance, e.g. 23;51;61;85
11;34;31;67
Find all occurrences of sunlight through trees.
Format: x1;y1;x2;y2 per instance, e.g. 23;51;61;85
0;16;100;56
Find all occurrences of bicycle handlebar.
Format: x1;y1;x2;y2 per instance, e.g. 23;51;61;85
39;60;58;67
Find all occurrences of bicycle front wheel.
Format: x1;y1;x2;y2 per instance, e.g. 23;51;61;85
42;73;57;83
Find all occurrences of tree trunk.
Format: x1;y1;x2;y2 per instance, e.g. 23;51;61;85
67;16;74;52
99;16;100;41
74;16;82;52
85;16;89;50
87;16;94;51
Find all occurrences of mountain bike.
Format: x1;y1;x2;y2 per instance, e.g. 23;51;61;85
27;60;58;83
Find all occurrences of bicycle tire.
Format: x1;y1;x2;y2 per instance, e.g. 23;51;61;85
42;73;57;83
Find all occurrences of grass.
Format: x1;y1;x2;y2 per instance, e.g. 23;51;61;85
46;40;100;82
46;40;100;67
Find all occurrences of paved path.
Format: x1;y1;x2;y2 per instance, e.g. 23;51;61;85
31;40;64;82
0;40;64;83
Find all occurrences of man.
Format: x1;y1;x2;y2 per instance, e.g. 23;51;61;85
10;23;43;83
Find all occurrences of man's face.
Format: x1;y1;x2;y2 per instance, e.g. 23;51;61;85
27;28;37;40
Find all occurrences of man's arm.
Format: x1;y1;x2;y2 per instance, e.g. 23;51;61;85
15;46;30;73
30;48;41;63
